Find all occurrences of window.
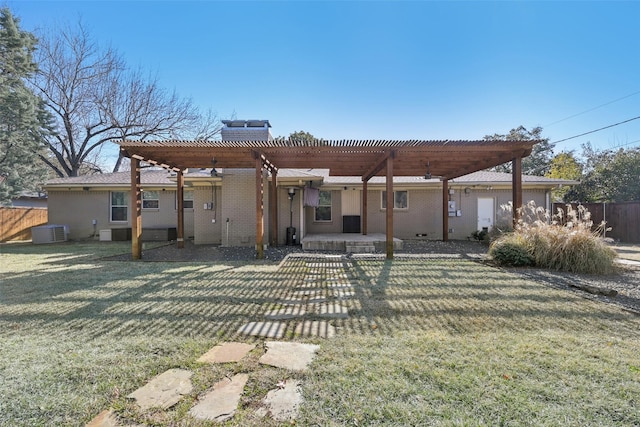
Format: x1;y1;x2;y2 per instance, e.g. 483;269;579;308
142;190;159;209
315;190;332;221
381;190;408;210
183;191;194;209
176;191;194;209
110;191;128;222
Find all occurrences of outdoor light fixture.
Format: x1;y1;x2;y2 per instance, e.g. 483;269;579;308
211;158;218;177
424;162;432;180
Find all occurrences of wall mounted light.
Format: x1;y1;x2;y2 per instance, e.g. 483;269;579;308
211;158;218;177
424;162;432;180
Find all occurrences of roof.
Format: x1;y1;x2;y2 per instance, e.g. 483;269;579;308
116;138;539;180
45;168;574;189
45;169;175;187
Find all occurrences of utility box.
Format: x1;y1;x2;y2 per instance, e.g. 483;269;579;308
99;229;112;241
32;225;68;244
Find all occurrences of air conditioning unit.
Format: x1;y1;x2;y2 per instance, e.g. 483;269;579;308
31;225;68;244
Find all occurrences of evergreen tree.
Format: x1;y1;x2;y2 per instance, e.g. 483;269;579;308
0;8;48;205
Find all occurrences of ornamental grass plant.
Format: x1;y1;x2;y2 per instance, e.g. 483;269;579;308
489;201;617;274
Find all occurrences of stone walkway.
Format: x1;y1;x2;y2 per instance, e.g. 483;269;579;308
237;255;356;339
87;255;350;426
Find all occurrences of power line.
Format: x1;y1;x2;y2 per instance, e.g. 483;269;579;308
611;138;640;149
545;90;640;127
551;115;640;145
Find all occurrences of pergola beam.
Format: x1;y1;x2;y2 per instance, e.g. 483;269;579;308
512;157;523;227
131;158;142;260
176;170;184;249
256;155;264;259
385;151;396;259
118;138;539;260
363;150;392;182
442;179;449;242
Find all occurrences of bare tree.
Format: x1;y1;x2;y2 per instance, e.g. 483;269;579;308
32;21;222;177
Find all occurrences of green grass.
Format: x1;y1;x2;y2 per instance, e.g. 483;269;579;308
1;242;639;426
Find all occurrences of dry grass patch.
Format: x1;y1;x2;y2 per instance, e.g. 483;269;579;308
1;243;639;426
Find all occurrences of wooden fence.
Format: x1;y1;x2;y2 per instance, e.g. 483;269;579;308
552;202;640;243
0;207;48;242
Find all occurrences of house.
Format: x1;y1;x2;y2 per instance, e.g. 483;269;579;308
10;191;48;208
45;120;575;255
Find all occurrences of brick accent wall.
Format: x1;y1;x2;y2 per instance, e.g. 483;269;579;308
193;186;222;244
219;169;267;247
221;127;272;142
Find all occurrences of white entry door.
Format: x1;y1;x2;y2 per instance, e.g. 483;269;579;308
477;198;494;231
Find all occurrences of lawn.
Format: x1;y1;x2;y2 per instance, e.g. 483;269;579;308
1;242;639;426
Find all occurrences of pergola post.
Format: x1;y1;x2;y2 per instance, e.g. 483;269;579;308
385;152;395;259
269;170;278;246
512;157;523;227
256;156;264;259
362;179;368;235
131;158;142;260
176;169;184;249
442;179;449;242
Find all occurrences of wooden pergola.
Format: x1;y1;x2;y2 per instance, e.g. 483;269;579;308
117;139;538;260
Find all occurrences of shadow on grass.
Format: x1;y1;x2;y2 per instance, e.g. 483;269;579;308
1;247;638;343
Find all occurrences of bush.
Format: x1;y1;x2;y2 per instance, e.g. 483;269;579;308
489;202;617;274
470;229;489;243
489;236;534;267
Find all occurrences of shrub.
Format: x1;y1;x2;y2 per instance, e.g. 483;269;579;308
489;201;617;274
470;229;489;243
489;236;534;267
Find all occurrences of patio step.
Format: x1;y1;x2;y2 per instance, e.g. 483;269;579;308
346;242;376;253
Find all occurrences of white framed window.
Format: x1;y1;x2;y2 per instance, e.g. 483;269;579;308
142;190;159;209
176;190;194;209
110;191;128;222
315;190;332;221
381;190;408;210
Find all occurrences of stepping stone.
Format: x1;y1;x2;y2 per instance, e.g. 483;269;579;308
256;380;303;422
189;373;249;422
259;341;320;372
315;302;349;319
265;305;306;320
294;320;336;339
86;409;118;427
237;321;286;339
127;368;193;410
197;342;255;364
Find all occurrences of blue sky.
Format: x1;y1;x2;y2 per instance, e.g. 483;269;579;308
9;1;640;158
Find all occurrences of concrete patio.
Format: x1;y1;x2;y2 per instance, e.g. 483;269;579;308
301;233;403;253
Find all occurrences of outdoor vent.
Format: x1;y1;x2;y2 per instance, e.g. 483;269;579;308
31;225;68;244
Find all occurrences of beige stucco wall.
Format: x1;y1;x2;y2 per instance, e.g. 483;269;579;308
212;169;270;247
305;190;343;234
47;189;194;241
193;186;222;244
298;188;548;240
360;188;548;240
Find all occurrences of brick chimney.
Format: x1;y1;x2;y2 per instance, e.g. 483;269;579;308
221;120;272;142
